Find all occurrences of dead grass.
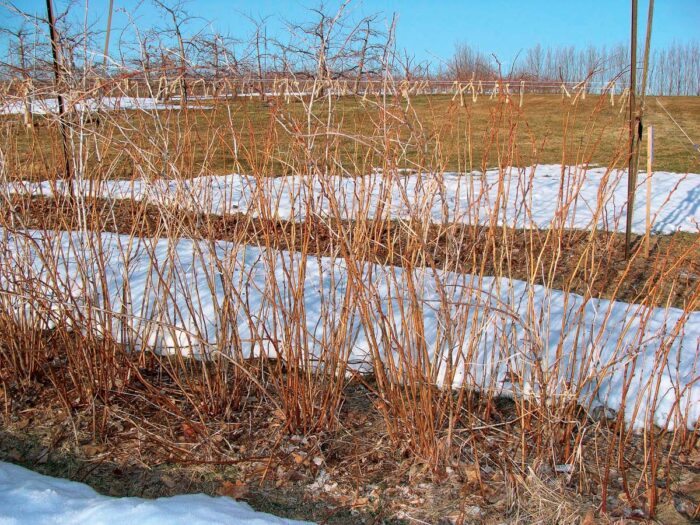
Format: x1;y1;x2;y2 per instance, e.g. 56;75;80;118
2;339;698;524
1;94;698;181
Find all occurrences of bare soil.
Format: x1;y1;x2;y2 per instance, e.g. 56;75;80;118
4;193;699;309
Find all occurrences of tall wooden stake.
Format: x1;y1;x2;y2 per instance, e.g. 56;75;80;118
104;0;114;67
46;0;72;182
645;125;653;256
18;33;33;129
638;0;655;259
625;0;638;258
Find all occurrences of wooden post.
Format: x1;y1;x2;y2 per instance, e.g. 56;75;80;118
519;80;524;108
629;0;655;260
104;0;114;66
625;0;638;258
22;80;32;128
46;0;72;182
645;125;653;256
17;34;33;129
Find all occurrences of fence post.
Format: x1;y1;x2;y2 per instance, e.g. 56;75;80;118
610;81;615;107
519;80;524;108
625;0;639;260
645;125;653;256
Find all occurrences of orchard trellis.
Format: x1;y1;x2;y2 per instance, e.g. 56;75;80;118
0;75;640;108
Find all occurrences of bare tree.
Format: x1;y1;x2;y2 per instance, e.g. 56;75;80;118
279;2;384;93
447;43;495;80
0;25;34;127
151;0;199;102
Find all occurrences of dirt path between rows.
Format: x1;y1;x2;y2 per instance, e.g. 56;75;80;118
4;194;698;309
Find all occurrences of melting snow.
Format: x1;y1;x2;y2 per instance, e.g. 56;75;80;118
1;228;698;430
6;165;700;235
0;461;313;525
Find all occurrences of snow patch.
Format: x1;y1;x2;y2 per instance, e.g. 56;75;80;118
0;461;313;525
1;228;698;430
6;165;699;235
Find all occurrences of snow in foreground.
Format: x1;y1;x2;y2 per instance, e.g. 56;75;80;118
6;165;700;235
0;461;313;525
1;228;698;430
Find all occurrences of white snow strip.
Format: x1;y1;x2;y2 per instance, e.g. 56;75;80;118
0;461;313;525
0;96;207;115
1;228;698;430
6;166;699;235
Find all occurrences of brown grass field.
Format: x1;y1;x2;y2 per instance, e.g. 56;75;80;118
2;94;699;181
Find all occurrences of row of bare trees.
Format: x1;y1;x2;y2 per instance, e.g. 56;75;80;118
0;0;392;98
444;41;700;95
0;1;698;96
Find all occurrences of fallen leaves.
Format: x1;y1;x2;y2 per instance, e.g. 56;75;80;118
81;443;107;458
160;474;177;489
14;417;30;430
580;509;596;525
180;421;203;439
217;480;249;500
462;464;481;485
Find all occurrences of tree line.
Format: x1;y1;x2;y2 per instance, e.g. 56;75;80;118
443;41;700;96
1;1;698;97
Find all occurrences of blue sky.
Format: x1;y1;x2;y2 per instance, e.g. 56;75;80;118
6;0;699;67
